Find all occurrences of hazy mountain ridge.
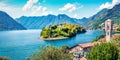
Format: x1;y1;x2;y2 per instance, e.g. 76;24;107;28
86;4;120;29
1;3;120;30
17;4;120;30
0;11;26;30
16;14;87;29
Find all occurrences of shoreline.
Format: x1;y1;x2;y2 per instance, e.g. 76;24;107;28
40;37;69;40
114;31;120;32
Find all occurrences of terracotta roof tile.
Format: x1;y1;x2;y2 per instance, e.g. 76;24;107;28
78;43;94;48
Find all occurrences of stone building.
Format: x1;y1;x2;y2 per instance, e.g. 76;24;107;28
105;19;113;42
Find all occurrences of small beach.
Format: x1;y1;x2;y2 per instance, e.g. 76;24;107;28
40;37;69;40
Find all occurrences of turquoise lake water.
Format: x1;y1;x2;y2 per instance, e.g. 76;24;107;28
0;30;105;60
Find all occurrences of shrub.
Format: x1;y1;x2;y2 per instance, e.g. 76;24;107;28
117;27;120;31
32;46;72;60
0;56;9;60
111;35;120;60
87;43;119;60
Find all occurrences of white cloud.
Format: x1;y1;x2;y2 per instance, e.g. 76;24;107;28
0;2;52;18
0;2;23;18
73;14;78;18
59;3;77;12
99;0;120;10
22;0;38;11
42;7;47;11
31;5;48;15
22;0;52;16
32;6;47;12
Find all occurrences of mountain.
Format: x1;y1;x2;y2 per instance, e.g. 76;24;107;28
0;11;26;30
86;4;120;29
16;14;87;29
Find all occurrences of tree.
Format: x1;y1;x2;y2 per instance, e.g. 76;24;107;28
116;26;120;31
61;46;69;53
87;43;119;60
117;27;120;31
32;46;72;60
111;35;120;59
0;56;9;60
41;27;50;38
40;23;86;39
111;35;120;50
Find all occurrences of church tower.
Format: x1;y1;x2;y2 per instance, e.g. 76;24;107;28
105;19;113;42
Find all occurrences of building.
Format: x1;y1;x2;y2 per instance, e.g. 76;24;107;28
105;19;113;42
69;42;101;58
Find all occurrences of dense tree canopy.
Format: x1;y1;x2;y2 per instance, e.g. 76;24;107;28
32;46;72;60
0;56;9;60
116;27;120;31
111;35;120;59
41;23;86;38
87;43;119;60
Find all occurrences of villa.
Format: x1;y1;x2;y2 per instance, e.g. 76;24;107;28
69;42;101;57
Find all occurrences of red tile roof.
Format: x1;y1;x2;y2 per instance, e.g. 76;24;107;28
78;42;101;49
78;43;94;49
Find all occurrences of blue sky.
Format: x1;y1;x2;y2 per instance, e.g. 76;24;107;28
1;0;119;19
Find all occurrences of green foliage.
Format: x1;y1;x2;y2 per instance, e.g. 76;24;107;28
92;35;105;42
98;35;105;39
32;46;72;60
111;35;120;50
87;43;119;60
41;23;86;38
111;35;120;59
117;27;120;31
61;46;69;53
0;56;9;60
119;52;120;60
92;38;98;42
40;27;50;38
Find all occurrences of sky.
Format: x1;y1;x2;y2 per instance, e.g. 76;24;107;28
0;0;119;19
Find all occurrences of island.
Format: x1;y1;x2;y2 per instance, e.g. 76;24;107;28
40;23;86;40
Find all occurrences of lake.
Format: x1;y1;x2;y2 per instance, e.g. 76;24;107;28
0;30;105;60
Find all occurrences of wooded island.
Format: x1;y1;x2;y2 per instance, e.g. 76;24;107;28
40;23;86;40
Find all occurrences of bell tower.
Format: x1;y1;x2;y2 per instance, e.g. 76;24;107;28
105;19;113;42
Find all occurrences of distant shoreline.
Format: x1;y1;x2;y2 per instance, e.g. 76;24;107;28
114;31;120;32
40;37;68;40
